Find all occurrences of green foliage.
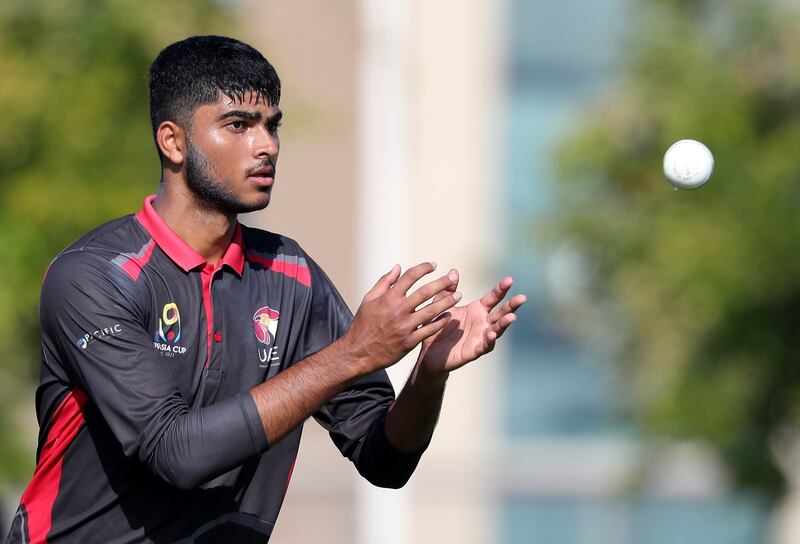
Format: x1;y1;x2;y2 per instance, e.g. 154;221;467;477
0;0;232;483
552;0;800;499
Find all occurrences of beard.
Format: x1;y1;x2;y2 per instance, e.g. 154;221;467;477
185;139;270;215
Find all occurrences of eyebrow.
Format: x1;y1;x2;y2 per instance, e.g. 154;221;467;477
217;110;261;122
216;110;283;123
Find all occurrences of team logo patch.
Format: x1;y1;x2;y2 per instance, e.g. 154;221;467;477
253;306;280;345
253;306;281;369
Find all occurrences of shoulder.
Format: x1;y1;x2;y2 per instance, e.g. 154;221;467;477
240;224;307;259
61;214;147;255
51;215;150;271
241;224;319;287
44;215;147;298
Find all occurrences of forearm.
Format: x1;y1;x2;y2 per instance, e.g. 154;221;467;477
146;394;267;489
143;340;386;490
249;263;459;447
145;338;369;489
384;353;448;453
250;336;369;446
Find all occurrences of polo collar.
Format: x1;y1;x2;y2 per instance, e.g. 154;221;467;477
135;195;245;276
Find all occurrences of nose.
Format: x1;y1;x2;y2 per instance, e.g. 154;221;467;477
254;125;279;160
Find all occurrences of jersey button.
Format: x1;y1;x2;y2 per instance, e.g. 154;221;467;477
214;331;223;343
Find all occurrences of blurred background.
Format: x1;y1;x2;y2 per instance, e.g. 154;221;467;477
2;0;800;542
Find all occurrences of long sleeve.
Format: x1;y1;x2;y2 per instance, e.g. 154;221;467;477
40;250;267;489
299;256;427;488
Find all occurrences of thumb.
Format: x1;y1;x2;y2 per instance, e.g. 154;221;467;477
364;264;401;302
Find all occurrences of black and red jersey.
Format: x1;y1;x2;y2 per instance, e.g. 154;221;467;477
6;195;422;543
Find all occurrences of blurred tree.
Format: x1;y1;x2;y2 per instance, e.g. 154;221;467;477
0;0;232;483
550;0;800;500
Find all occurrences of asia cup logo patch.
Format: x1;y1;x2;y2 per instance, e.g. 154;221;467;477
154;302;187;357
253;306;280;345
158;302;181;343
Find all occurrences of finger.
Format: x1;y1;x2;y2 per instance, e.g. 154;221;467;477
489;312;517;340
411;290;462;326
392;261;437;295
406;269;459;309
488;294;527;324
432;269;459;303
408;312;452;345
479;276;514;310
470;329;497;359
482;329;498;353
363;264;401;302
477;314;518;357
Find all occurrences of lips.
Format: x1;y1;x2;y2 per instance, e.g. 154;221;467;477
247;166;275;187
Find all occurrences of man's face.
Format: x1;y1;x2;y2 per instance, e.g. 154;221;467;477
184;91;281;215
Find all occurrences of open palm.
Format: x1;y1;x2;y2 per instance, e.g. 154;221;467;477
420;275;526;375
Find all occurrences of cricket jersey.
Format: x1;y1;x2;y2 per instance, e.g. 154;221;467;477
6;195;423;543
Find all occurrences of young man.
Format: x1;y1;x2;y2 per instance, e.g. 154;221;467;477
6;36;525;543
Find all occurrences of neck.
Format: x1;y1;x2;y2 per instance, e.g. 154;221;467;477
152;181;236;265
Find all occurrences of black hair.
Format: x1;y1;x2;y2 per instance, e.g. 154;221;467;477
148;35;281;159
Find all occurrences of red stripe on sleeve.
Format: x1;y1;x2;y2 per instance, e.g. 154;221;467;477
21;389;88;544
121;240;156;281
246;255;311;287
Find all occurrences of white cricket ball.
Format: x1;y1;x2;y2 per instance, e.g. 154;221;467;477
662;139;714;189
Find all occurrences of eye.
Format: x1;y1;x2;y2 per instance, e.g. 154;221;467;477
268;121;282;134
227;120;246;131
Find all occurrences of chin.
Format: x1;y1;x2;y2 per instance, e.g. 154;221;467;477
241;193;271;213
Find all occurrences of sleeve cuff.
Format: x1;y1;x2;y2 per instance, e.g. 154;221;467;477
238;393;269;452
358;413;427;487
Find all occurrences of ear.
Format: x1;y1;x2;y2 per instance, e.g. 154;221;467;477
156;121;186;165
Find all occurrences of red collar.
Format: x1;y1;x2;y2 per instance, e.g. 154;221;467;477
134;195;245;276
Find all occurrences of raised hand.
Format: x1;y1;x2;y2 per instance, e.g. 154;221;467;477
340;262;463;374
418;273;526;375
